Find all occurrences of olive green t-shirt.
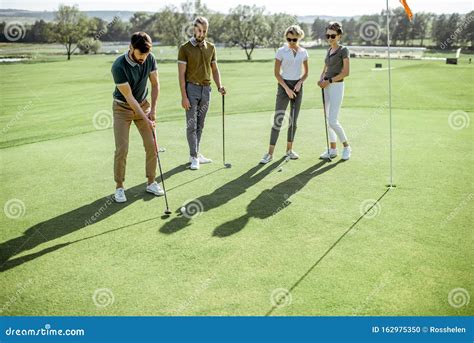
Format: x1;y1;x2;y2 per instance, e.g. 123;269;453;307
177;39;216;85
324;46;350;79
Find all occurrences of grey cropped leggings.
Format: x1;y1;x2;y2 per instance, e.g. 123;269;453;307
270;79;303;146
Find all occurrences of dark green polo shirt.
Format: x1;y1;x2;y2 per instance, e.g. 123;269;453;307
177;38;216;85
111;52;157;102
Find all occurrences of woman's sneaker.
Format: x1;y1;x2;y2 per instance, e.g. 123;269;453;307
190;156;200;170
286;150;299;160
342;146;352;160
260;153;273;164
146;181;165;196
113;187;127;203
198;153;212;164
319;148;337;160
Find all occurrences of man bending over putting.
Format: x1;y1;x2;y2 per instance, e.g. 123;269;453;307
111;32;164;203
178;16;226;170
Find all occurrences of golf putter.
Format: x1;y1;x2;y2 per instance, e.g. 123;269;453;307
321;88;332;162
222;94;232;168
151;128;172;215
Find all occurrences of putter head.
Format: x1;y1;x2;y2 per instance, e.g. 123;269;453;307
224;163;232;168
164;209;172;215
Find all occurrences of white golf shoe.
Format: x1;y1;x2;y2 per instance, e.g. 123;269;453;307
286;150;300;160
113;187;127;203
198;153;213;164
190;156;200;170
319;148;337;159
342;146;352;160
146;181;165;196
260;153;273;164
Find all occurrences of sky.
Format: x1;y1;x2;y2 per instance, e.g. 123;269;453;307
1;0;472;16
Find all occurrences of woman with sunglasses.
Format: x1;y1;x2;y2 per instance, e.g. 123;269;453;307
260;25;309;164
317;22;352;160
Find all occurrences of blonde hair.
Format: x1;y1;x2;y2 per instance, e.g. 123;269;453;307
284;25;305;40
194;16;209;28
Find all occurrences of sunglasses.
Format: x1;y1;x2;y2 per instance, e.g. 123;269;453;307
326;34;337;39
286;38;298;42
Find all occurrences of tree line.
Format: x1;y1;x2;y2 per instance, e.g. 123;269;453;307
1;1;472;60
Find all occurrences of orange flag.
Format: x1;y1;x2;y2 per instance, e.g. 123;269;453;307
399;0;413;20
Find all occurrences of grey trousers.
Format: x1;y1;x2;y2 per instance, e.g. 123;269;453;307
185;82;211;157
270;79;303;146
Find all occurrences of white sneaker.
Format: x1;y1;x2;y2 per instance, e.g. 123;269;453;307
198;153;212;164
113;187;127;203
146;181;165;196
286;150;299;160
342;146;352;160
260;153;273;164
319;148;337;159
190;157;200;170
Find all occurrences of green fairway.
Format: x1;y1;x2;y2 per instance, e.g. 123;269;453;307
0;46;472;316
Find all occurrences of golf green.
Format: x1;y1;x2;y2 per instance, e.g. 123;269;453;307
0;47;472;316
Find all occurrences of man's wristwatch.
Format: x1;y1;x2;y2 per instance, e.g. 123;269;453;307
329;78;333;83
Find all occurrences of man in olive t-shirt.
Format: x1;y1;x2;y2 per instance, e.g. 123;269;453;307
177;16;227;170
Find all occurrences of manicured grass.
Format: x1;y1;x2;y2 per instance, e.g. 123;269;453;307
0;46;472;316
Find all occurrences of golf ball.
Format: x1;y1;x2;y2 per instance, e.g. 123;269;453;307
180;207;186;214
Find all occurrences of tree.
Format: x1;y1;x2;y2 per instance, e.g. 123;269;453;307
53;5;91;60
265;13;297;51
410;13;431;46
102;17;130;41
26;20;54;43
432;13;461;49
227;5;269;60
154;6;187;48
463;11;474;48
311;18;327;42
78;38;101;54
341;18;357;45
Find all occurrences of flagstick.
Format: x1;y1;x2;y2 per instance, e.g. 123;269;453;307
386;0;396;188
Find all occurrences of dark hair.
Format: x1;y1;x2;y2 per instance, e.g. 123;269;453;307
326;22;343;35
131;32;152;53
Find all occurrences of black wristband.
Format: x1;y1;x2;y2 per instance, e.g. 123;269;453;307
329;78;333;83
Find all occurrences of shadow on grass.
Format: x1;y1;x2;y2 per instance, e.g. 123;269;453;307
0;164;189;272
213;160;344;237
159;158;285;235
264;187;392;316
